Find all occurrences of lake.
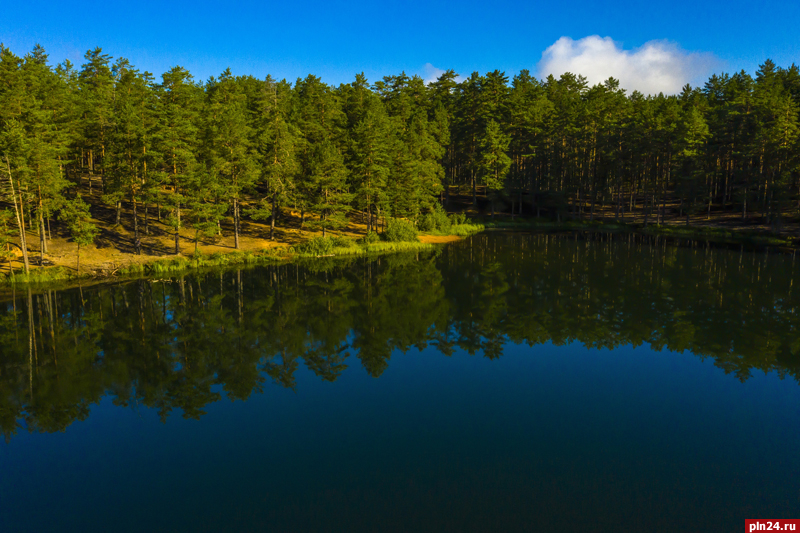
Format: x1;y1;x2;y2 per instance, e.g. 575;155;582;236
1;232;798;532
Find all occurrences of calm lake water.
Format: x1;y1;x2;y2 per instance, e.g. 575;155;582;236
1;232;798;532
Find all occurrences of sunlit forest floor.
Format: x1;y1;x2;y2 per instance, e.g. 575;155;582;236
4;178;799;278
3;176;469;277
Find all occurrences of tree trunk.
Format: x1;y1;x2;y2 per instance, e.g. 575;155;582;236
88;149;93;195
175;203;180;255
132;193;139;240
270;194;277;240
471;171;477;206
233;197;240;250
5;155;29;274
39;215;45;267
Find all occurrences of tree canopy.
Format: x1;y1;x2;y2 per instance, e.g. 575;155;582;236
2;44;800;271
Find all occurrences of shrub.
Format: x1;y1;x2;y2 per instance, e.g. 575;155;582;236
296;237;335;256
359;231;380;244
384;218;418;242
418;214;436;232
449;212;467;225
419;204;452;233
330;235;357;248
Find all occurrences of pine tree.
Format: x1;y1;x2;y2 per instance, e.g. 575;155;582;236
60;196;97;273
78;48;115;194
676;103;710;224
293;75;345;228
107;60;159;243
251;76;298;240
479;119;511;218
157;66;201;254
203;69;257;249
305;140;351;237
0;45;70;269
351;105;391;231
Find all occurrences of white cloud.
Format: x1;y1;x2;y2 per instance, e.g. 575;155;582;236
537;36;720;95
422;63;465;85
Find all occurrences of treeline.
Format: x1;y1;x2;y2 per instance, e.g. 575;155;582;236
0;45;449;273
1;233;798;439
2;44;800;272
437;63;800;226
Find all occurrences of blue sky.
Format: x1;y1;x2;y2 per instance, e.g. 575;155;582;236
2;0;799;94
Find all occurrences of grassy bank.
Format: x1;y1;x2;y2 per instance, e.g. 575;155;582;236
296;240;437;258
2;225;484;286
424;223;485;237
2;248;291;286
482;219;794;247
118;248;290;276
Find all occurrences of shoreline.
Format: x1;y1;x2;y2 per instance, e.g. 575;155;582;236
0;227;483;290
4;218;796;292
482;219;797;248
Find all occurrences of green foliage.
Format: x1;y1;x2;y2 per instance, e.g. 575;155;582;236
0;210;16;269
295;236;336;256
61;197;97;247
479;119;511;198
384;218;418;242
419;204;451;233
118;248;287;277
4;40;800;278
330;236;357;248
449;212;468;225
448;223;485;237
359;231;380;244
59;196;98;273
8;266;73;284
360;241;433;254
304;141;352;236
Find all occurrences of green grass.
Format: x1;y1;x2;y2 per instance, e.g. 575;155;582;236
2;224;479;286
425;223;485;237
295;240;435;258
5;266;81;285
119;248;290;276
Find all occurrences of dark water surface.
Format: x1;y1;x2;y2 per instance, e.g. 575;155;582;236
1;232;799;532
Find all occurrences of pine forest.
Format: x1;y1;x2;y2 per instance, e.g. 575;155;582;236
2;44;800;275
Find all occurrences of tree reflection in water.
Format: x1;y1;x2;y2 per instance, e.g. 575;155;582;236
1;232;798;441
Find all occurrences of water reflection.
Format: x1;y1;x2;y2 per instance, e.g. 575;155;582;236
1;232;798;441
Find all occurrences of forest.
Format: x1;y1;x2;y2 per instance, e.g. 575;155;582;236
1;233;798;441
1;43;800;274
